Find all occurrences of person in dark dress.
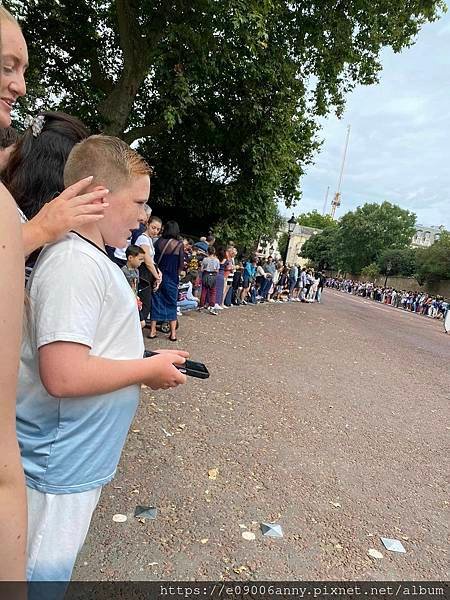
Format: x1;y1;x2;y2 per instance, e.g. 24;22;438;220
148;221;184;341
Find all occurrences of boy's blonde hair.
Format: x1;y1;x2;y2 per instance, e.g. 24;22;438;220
64;135;151;190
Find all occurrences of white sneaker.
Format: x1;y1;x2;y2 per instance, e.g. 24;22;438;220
208;308;218;315
214;304;224;310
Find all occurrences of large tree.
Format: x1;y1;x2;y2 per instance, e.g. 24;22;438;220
8;0;445;238
300;226;339;271
335;201;416;274
415;231;450;284
297;210;337;230
377;247;417;276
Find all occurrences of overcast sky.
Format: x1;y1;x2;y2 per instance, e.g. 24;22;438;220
289;5;449;230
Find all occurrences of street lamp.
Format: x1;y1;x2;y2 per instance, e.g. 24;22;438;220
384;261;392;288
284;214;296;264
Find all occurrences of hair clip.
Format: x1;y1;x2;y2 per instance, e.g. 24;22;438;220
24;114;45;137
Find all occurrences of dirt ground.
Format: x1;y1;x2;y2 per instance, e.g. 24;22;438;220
73;290;449;581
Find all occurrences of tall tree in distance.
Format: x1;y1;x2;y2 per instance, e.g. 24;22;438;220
297;210;337;230
8;0;445;238
416;231;450;283
300;227;339;271
336;202;416;274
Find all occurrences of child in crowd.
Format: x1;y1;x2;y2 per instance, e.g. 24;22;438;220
230;262;243;305
240;256;257;305
199;246;220;315
16;135;188;585
122;245;146;326
122;245;145;292
178;271;199;312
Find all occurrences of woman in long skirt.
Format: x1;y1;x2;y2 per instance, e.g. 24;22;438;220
149;221;184;341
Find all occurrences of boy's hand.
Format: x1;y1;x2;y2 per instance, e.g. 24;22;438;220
143;352;187;389
152;349;189;358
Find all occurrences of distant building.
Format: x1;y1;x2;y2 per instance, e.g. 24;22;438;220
411;225;443;248
258;223;322;266
286;224;322;267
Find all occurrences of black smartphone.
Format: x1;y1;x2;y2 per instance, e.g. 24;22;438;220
143;351;210;379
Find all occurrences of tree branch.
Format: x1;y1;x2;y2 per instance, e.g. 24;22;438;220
123;123;165;145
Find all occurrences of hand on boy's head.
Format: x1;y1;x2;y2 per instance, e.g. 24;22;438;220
33;177;110;245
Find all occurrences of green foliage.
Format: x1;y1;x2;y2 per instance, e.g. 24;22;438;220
415;231;450;283
300;227;338;270
297;210;337;230
361;263;380;281
7;0;445;242
277;232;289;261
377;247;417;276
335;202;416;274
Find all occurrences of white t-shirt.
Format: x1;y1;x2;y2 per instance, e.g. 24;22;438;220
135;233;155;258
16;233;144;494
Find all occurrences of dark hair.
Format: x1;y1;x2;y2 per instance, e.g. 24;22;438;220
206;235;215;244
0;126;20;149
4;111;89;219
207;246;216;256
182;270;198;284
126;245;145;258
216;246;226;261
150;215;162;225
162;220;180;239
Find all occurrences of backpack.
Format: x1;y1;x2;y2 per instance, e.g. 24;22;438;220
203;272;217;289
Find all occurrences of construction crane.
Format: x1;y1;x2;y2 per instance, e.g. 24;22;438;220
322;185;330;216
330;124;351;219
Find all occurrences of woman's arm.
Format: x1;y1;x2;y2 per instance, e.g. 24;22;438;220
0;184;26;580
178;241;185;273
139;242;161;282
186;282;197;302
21;177;109;257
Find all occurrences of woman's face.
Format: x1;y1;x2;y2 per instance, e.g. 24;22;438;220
0;20;28;128
148;219;161;238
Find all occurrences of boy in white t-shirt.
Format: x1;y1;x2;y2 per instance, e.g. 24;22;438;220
16;135;188;586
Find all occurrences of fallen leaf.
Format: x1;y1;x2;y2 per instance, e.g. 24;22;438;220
368;548;383;559
112;514;127;523
242;531;256;541
208;468;219;480
233;566;248;574
329;501;341;508
200;538;209;544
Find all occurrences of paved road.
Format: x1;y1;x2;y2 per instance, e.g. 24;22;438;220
74;291;449;581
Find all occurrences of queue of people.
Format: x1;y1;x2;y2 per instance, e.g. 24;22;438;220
0;7;325;589
327;278;449;321
111;225;327;336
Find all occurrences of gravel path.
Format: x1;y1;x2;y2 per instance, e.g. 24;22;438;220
74;291;449;581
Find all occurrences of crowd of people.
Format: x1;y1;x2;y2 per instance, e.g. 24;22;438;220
110;224;327;338
2;5;447;593
0;7;325;592
326;278;449;321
